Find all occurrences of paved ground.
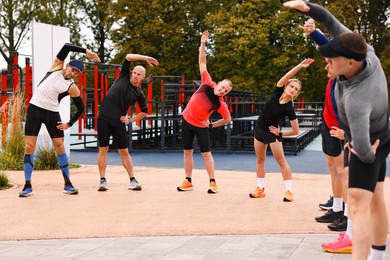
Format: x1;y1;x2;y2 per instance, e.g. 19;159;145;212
1;135;389;259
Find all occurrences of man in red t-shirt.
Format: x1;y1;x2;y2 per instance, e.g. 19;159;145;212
177;31;233;194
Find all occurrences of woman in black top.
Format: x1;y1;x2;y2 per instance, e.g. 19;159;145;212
249;58;314;201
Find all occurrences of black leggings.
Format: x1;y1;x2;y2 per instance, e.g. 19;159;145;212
181;118;211;153
25;104;64;138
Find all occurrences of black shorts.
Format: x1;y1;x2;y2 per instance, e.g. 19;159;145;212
181;118;210;153
349;141;390;192
254;125;281;144
25;104;64;138
321;124;343;156
97;115;128;149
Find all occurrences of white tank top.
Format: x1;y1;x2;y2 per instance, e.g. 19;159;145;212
30;70;74;112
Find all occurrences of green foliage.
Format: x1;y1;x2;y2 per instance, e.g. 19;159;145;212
0;129;25;170
0;172;12;190
33;144;59;170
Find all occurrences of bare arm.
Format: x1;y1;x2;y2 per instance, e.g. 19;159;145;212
120;112;148;125
199;31;209;74
276;58;315;87
125;54;159;67
269;119;299;137
201;116;232;128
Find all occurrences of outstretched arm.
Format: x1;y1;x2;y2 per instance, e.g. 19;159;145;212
283;1;350;38
304;19;330;45
276;58;315;87
199;31;208;74
50;43;100;72
125;54;159;67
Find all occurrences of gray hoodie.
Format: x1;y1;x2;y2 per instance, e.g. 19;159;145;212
306;2;389;164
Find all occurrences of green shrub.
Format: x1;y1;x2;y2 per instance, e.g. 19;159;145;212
0;172;12;190
34;144;59;170
0;129;25;170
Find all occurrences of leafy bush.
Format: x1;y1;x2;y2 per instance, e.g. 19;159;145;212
0;128;24;170
34;144;59;170
0;172;12;190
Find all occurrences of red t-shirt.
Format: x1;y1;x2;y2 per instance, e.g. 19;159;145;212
323;78;339;129
182;70;230;127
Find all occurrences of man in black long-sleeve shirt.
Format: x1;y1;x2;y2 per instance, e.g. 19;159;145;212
96;54;158;192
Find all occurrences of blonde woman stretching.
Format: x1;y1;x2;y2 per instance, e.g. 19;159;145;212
249;58;314;201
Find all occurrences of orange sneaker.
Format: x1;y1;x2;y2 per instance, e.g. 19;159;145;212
249;187;265;198
322;234;352;253
177;180;193;191
283;190;294;202
208;181;218;193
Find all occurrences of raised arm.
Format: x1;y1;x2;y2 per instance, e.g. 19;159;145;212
283;1;350;38
199;31;208;74
276;58;314;87
50;43;100;72
304;19;330;46
125;54;159;67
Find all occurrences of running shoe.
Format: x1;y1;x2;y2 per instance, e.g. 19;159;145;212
19;186;33;197
328;216;347;231
207;181;218;194
322;233;352;253
128;179;142;190
315;209;344;223
249;187;265;198
283;190;294;202
177;179;193;191
64;184;79;195
98;179;108;191
319;196;333;210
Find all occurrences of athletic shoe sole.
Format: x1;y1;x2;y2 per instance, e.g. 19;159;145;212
19;192;33;197
207;189;218;194
322;246;352;254
63;190;79;195
283;197;294;202
98;186;108;191
129;186;142;191
319;205;332;210
177;187;193;191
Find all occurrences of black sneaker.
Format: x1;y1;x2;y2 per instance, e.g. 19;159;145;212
315;209;344;223
328;216;348;231
319;196;333;210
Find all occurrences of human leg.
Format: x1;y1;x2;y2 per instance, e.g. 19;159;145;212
349;187;372;259
369;182;387;259
52;137;78;194
269;140;294;201
249;138;268;198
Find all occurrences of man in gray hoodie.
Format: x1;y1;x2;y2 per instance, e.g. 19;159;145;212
284;1;389;259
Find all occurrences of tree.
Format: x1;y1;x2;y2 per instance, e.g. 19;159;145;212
74;0;115;63
34;0;82;51
204;0;323;100
0;0;40;87
110;0;219;81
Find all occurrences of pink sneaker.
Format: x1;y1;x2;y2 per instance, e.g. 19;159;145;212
322;234;352;254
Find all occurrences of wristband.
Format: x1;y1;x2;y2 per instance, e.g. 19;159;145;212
209;123;213;129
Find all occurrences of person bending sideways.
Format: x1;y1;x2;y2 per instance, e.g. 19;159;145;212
177;31;233;194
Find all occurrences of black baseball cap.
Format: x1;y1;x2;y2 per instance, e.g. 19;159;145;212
69;60;84;72
318;32;367;61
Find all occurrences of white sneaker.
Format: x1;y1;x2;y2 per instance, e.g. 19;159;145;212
128;179;142;190
98;179;108;191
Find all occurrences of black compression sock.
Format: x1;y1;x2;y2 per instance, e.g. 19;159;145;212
186;177;192;183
